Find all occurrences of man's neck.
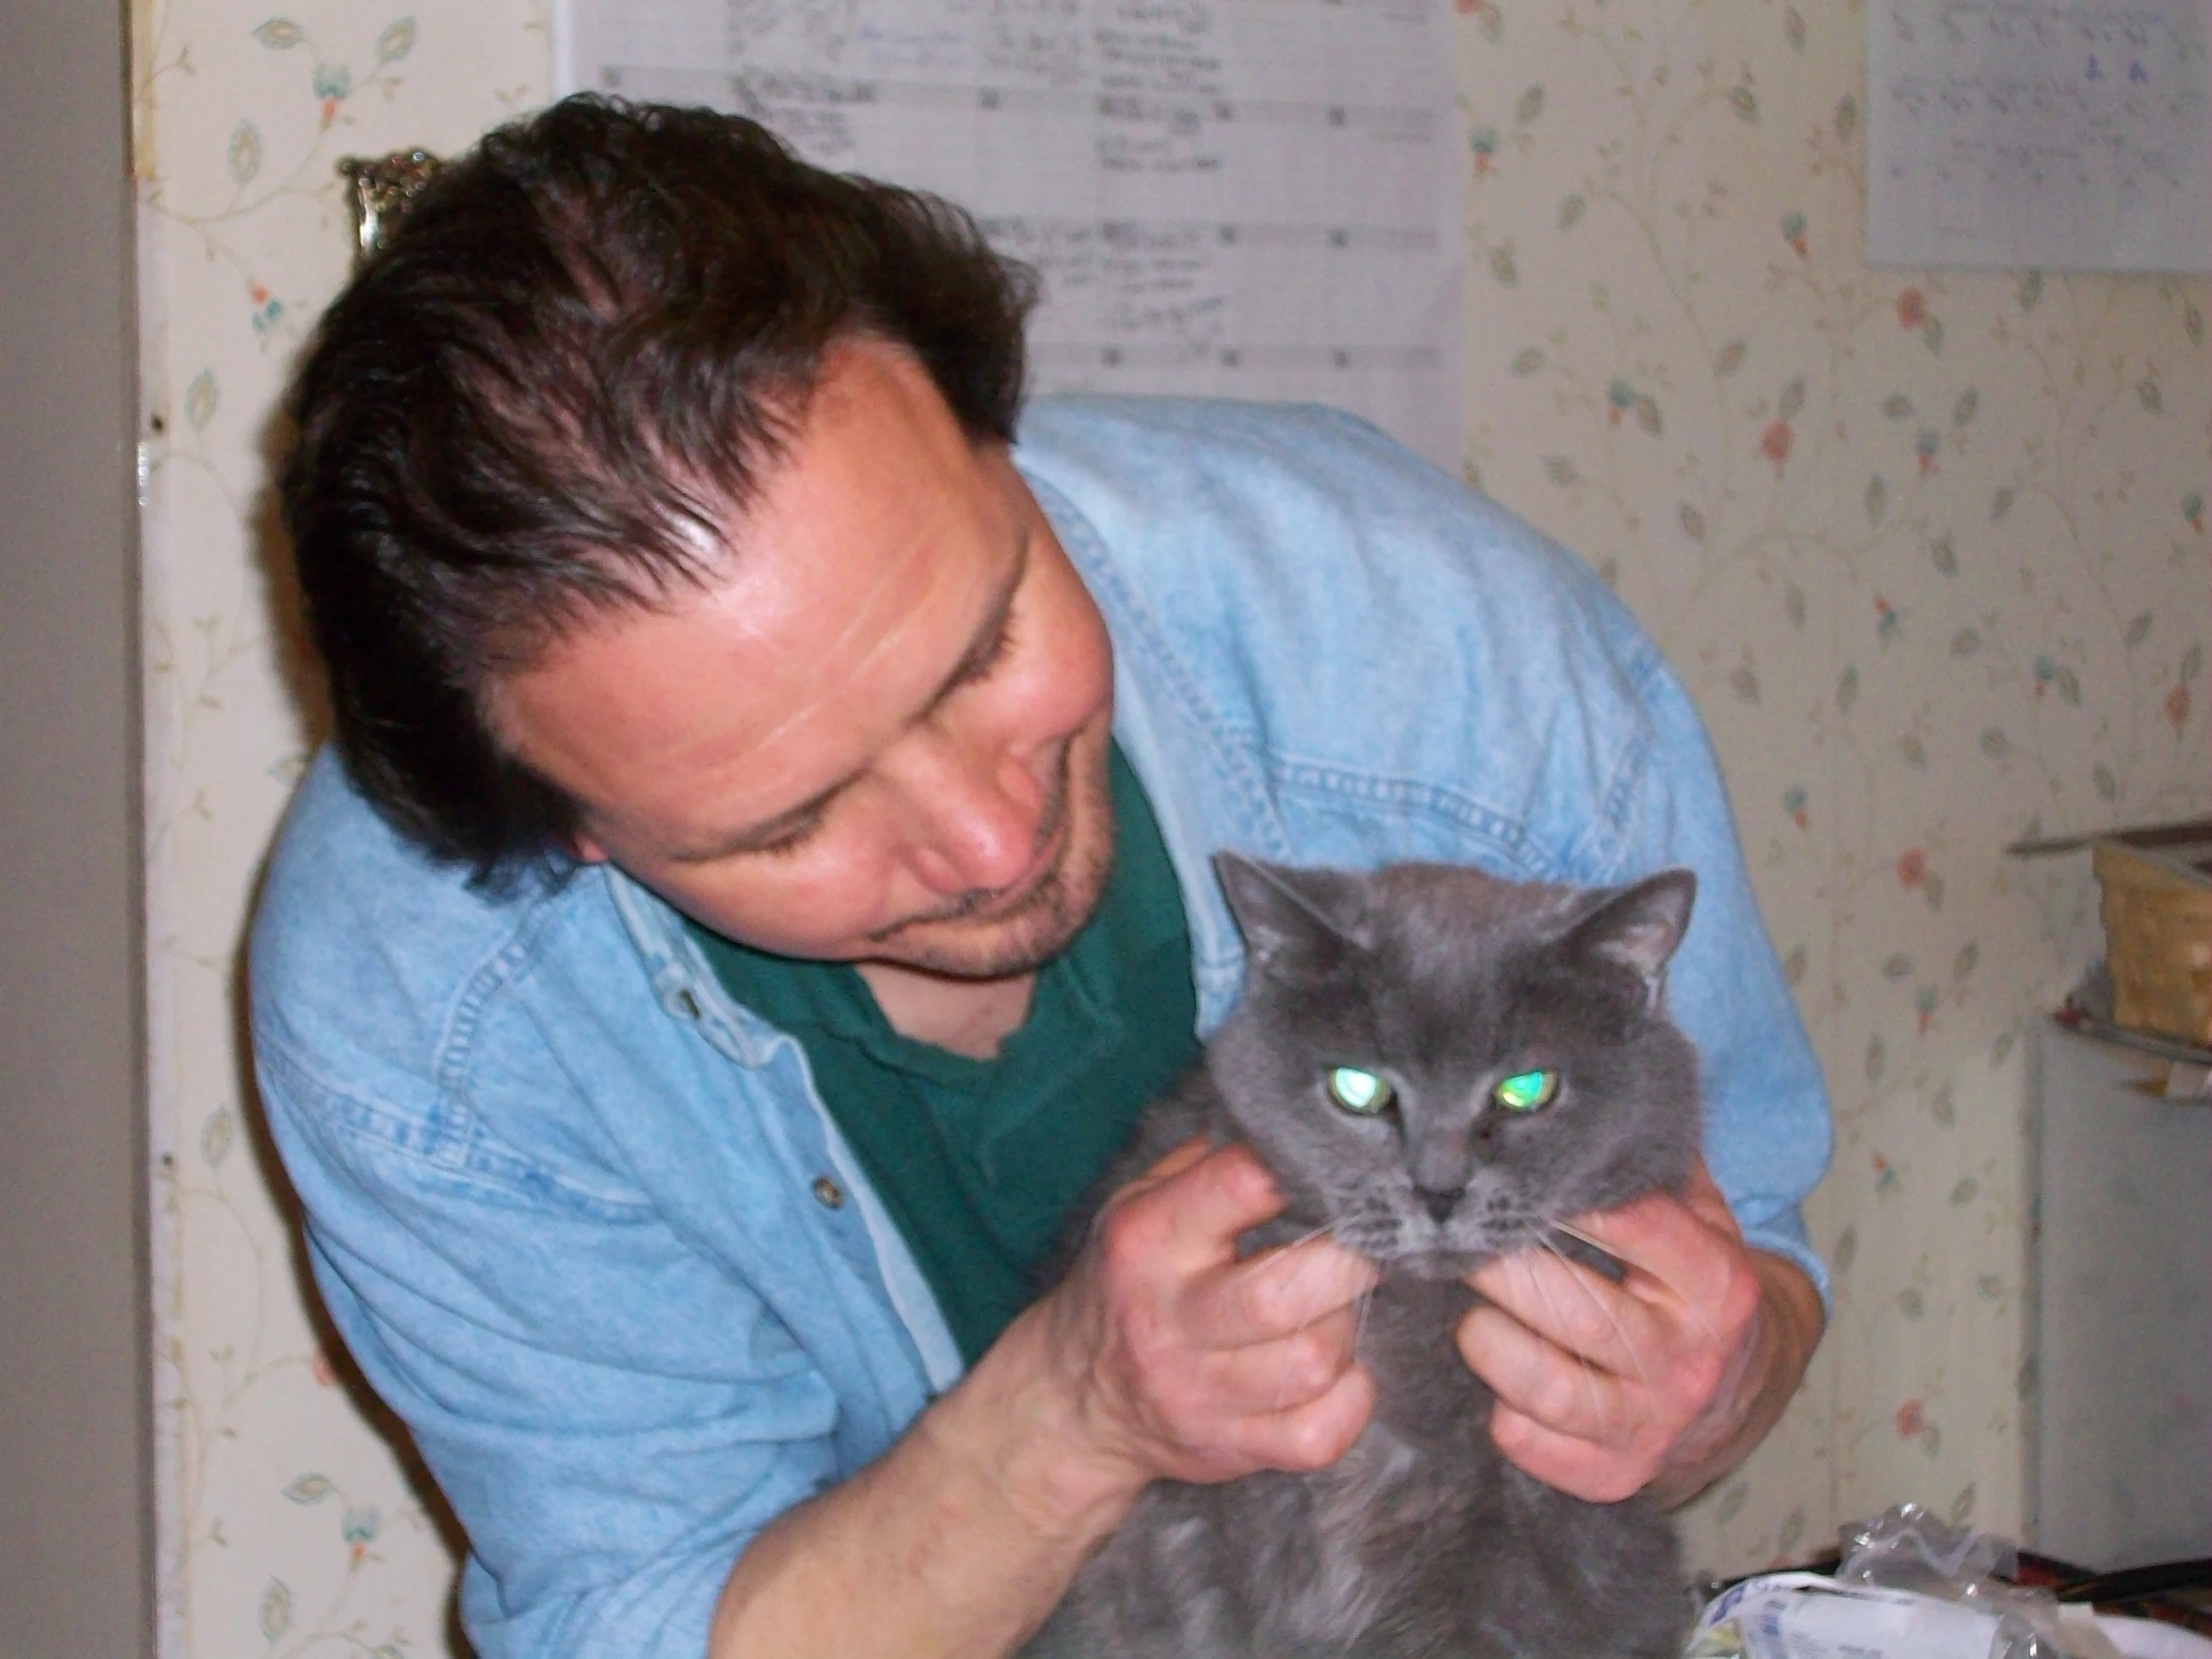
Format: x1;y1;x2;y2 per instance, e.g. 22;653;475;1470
855;961;1037;1060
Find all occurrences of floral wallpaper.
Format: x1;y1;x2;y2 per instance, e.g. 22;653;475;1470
1452;0;2209;1576
133;0;2208;1654
134;4;547;1653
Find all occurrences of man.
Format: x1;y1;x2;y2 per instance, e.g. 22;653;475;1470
254;97;1831;1658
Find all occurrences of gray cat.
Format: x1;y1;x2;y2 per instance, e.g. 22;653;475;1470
1029;853;1705;1659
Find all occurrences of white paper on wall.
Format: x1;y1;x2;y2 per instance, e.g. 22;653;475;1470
1868;0;2212;274
553;0;1464;468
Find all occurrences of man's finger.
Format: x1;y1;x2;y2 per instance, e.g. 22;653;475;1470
1565;1196;1738;1316
1466;1247;1654;1375
1458;1302;1638;1447
1192;1239;1379;1356
1673;1156;1734;1217
1488;1404;1657;1504
1186;1300;1369;1415
1217;1361;1379;1476
1132;1133;1217;1187
1100;1141;1285;1277
1570;1159;1741;1276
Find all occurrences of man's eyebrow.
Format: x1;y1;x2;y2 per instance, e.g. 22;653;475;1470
666;529;1031;864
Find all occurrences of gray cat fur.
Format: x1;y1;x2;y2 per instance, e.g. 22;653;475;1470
1025;855;1705;1659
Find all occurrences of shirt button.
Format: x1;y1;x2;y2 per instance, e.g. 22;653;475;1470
811;1176;845;1210
673;989;701;1019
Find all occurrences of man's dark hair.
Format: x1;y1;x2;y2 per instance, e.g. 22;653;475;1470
280;95;1039;879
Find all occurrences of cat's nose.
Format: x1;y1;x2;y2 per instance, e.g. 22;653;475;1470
1414;1185;1462;1224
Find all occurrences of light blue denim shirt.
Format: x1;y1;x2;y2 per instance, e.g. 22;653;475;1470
251;397;1832;1659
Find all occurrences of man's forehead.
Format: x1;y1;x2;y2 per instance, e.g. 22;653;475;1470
484;346;1031;835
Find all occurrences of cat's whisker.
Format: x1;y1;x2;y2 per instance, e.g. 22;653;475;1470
1274;1224;1351;1320
1278;1223;1342;1256
1351;1279;1377;1362
1540;1236;1654;1396
1546;1218;1612;1261
1548;1219;1723;1352
1523;1248;1608;1439
1270;1224;1348;1324
1271;1222;1350;1415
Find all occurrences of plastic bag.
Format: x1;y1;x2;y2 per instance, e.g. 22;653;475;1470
1684;1504;2120;1659
1834;1501;2084;1658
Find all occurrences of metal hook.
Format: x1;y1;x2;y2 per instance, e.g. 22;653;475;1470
336;149;444;266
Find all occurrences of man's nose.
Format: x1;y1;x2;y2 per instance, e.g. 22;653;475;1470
890;732;1046;897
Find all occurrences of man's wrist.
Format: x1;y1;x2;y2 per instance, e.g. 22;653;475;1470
939;1291;1153;1544
707;1293;1153;1659
1651;1248;1824;1509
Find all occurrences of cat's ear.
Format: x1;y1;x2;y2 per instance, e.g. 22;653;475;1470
1214;852;1376;972
1566;868;1697;1006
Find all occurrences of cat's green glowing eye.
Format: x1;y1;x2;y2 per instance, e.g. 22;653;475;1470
1325;1066;1395;1115
1492;1069;1560;1112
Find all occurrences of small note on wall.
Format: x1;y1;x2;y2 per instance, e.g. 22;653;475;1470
1868;0;2212;273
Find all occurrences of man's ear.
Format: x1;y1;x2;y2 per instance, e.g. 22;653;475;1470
1213;851;1375;972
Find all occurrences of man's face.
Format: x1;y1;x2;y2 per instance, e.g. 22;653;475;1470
490;340;1119;980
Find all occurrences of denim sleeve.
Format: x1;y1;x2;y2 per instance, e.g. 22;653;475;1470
255;1037;841;1658
1606;647;1835;1305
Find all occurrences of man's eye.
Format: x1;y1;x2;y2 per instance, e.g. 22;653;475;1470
956;614;1018;687
744;814;824;859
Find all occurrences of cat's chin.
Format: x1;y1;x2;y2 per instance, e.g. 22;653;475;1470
1384;1247;1490;1282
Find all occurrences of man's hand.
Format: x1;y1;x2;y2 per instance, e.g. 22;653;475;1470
1039;1137;1381;1501
1457;1157;1823;1507
711;1138;1380;1659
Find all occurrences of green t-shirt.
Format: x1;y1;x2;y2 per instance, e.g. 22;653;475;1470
686;743;1199;1365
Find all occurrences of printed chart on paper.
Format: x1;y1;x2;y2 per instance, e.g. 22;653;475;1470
553;0;1465;468
1869;0;2212;273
